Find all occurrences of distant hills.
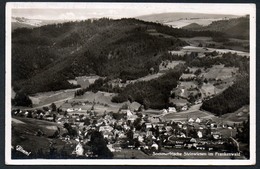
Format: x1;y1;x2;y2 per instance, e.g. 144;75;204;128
11;17;69;31
136;12;238;28
183;15;249;39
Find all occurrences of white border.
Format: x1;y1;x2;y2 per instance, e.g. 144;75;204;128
5;2;256;165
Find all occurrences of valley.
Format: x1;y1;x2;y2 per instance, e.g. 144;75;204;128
11;15;250;160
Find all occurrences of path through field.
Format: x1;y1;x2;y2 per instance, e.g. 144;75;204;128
161;104;216;121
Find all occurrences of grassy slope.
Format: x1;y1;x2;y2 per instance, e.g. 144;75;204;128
12;117;69;157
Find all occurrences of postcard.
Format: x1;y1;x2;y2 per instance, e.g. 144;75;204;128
5;2;256;165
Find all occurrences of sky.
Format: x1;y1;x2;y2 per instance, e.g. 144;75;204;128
10;3;253;20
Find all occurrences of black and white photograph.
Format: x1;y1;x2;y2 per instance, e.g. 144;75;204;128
5;2;256;165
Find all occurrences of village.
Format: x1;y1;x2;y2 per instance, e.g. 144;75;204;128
11;44;249;159
11;57;246;159
11;100;244;159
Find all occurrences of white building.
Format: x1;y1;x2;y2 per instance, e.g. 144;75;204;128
73;143;84;156
151;142;159;150
168;107;177;113
197;131;203;138
195;118;201;123
188;118;194;123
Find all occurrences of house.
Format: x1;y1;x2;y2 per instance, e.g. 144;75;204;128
138;135;144;142
210;123;217;129
188;118;194;123
212;132;221;140
190;138;197;143
72;142;84;156
107;144;115;152
161;109;168;114
126;110;133;116
120;109;137;122
195;118;201;123
148;116;160;123
177;123;183;128
145;123;153;129
168;107;177;113
127;114;138;122
99;125;113;133
177;132;186;138
118;132;127;139
67;108;74;112
151;142;159;150
103;131;113;139
146;130;153;137
197;131;203;138
181;105;188;111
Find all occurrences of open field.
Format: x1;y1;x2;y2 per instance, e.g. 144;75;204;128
180;37;249;52
170;44;249;57
164;18;221;28
60;91;122;114
207;47;249;57
162;110;215;121
60;91;141;114
169;46;207;56
180;37;218;46
161;104;217;121
29;88;80;108
200;65;238;80
128;60;186;83
162;103;249;125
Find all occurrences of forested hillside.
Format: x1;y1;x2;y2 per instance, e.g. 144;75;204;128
111;64;186;109
12;18;223;94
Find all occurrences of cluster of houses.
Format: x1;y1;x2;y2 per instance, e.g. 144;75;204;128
12;103;238;157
